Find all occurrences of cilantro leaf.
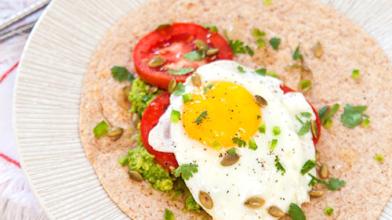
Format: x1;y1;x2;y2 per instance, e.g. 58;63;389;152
301;160;316;175
93;120;109;138
164;208;175;220
185;195;201;211
232;136;246;147
319;104;340;128
293;45;303;61
298;121;311;136
111;66;134;82
229;39;254;56
184;51;205;61
237;65;246;73
194;111;208;125
269;37;281;50
274;156;286;175
173;83;185;96
288;203;306;220
298;79;312;92
255;68;267;76
340;104;368;128
173;163;198;180
168;67;194;75
325;178;346;191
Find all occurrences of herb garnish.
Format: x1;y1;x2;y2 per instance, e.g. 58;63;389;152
274;156;286;175
168;67;194;75
269;37;281;50
248;139;258;150
93;120;109;138
340;104;368;128
298;79;312;92
288;203;306;220
298;121;311;136
173;83;185;96
194;111;208;125
324;207;334;216
300;160;316;175
182;93;192;103
269;139;278;151
229;39;254;56
351;69;361;80
308;174;346;191
263;0;272;6
251;28;267;48
164;208;175;220
259;123;266;134
318;104;340;129
173;163;198;180
204;24;218;33
237;65;246;73
232;136;246;147
170;110;181;123
374;153;384;164
226;148;237;156
272;126;281;136
293;45;303;61
111;66;135;82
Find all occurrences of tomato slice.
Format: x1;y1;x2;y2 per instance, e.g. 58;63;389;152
280;85;321;144
140;92;179;169
133;23;233;89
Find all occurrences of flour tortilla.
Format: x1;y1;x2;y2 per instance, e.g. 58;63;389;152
80;0;392;219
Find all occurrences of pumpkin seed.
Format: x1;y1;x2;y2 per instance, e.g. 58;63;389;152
311;120;318;138
129;170;143;182
194;40;208;51
220;153;240;166
309;189;324;198
206;48;219;56
191;73;202;87
199;191;213;209
254;95;268;107
107;127;124;141
123;85;131;101
148;56;165;68
313;42;324;59
319;164;329;179
168;79;177;93
279;215;291;220
244;196;265;209
268;206;285;217
149;86;158;94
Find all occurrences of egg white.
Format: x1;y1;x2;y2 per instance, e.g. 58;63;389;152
149;60;316;220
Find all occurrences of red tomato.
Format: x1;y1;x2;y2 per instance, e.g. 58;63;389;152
133;23;233;89
280;85;321;144
140;92;178;169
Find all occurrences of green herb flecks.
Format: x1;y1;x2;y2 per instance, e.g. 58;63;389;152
251;28;267;48
173;83;185;96
269;37;281;50
301;160;316;175
93;121;109;138
293;45;303;61
259;123;266;134
232;136;246;147
184;50;205;61
374;153;385;164
269;139;278;151
272;126;281;136
351;69;361;80
171;110;181;123
227;148;237;156
164;209;175;220
229;39;254;56
182;93;192;103
185;195;201;211
319;104;340;129
194;111;208;125
111;66;135;82
274;156;286;175
298;121;311;136
298;79;312;92
263;0;273;6
324;207;334;216
340;104;368;128
288;203;306;220
248;139;258;150
168;67;194;75
204;24;218;32
237;65;246;73
308;174;346;191
173;163;198;180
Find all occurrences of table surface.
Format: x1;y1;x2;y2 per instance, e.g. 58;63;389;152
0;0;48;219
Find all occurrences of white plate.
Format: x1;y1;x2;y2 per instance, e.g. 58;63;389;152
13;0;392;219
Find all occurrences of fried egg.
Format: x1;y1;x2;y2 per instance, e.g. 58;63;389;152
149;60;316;220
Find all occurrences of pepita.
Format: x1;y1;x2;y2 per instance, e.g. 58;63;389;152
107;127;124;141
148;56;165;68
311;120;318;138
313;42;324;59
319;164;329;179
168;79;177;93
191;73;202;87
199;191;214;209
268;206;285;217
129;170;143;182
194;40;208;51
206;48;219;56
220;153;240;166
309;189;324;198
254;95;268;107
244;196;265;209
279;215;291;220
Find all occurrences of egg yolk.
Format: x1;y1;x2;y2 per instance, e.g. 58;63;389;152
182;81;261;148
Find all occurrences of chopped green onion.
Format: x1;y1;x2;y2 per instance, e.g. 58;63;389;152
248;139;258;150
255;68;267;76
194;111;208;125
232;136;246;147
324;207;334;216
351;69;361;80
269;139;278;151
170;110;181;123
272;126;281;136
226;148;237;156
259;123;266;134
237;65;246;73
300;160;316;175
374;154;384;164
93;120;109;138
182;93;192;103
274;156;286;175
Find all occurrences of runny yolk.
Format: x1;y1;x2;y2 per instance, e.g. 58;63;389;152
182;81;261;148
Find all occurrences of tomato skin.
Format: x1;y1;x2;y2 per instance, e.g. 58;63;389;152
140;92;179;169
133;23;233;89
280;85;321;144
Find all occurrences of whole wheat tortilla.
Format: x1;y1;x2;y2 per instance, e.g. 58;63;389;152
80;0;392;219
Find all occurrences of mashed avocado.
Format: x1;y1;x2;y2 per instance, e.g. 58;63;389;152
120;145;173;192
128;78;159;117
